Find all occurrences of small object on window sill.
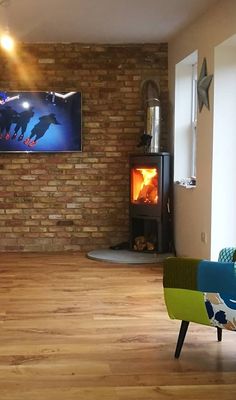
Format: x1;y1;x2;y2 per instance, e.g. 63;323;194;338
175;177;196;188
189;176;196;186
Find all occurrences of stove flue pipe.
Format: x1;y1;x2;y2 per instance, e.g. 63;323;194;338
141;80;161;153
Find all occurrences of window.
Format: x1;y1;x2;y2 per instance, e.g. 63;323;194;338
191;62;198;178
174;51;198;186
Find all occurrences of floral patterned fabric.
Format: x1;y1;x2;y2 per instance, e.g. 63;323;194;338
204;292;236;331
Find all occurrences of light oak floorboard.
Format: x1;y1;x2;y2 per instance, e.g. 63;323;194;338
0;252;235;399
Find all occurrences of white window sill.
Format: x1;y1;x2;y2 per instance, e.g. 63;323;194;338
175;180;196;189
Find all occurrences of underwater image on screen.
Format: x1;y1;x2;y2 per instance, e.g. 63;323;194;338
0;91;82;152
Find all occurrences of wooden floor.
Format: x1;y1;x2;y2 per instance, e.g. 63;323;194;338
0;253;236;400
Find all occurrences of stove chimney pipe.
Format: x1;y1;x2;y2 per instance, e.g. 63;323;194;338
141;80;161;153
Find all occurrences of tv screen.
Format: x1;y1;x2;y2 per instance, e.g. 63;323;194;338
0;91;82;152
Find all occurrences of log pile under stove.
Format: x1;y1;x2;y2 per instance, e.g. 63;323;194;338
133;235;155;252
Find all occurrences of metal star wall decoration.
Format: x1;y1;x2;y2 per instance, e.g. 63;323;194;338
197;58;213;112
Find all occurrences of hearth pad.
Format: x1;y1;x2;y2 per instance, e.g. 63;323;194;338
87;249;173;264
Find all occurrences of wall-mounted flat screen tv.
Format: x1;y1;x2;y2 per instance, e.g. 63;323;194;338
0;91;82;152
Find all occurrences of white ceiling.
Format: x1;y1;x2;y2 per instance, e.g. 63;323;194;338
1;0;218;43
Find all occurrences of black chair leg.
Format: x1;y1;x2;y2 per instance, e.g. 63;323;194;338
174;320;190;359
217;327;222;342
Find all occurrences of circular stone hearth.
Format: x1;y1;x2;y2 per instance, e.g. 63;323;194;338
87;249;173;264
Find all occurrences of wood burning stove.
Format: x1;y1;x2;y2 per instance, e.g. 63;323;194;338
129;153;171;253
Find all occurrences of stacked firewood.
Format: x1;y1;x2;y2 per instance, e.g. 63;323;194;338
133;236;155;252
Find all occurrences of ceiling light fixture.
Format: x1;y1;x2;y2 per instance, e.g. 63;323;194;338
0;0;15;52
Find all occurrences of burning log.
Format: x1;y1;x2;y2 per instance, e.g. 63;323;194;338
131;168;158;204
137;177;157;204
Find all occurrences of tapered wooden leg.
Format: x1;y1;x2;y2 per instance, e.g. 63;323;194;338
174;320;190;359
217;327;222;342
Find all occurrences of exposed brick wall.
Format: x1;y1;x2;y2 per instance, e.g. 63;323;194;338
0;43;168;252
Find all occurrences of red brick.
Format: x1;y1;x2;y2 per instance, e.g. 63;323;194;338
0;43;168;252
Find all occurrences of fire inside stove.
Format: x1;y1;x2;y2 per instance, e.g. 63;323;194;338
131;167;158;204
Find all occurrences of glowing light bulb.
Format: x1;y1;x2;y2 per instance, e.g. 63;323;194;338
22;101;30;109
0;33;14;51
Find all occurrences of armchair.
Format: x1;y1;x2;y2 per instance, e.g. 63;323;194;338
163;247;236;358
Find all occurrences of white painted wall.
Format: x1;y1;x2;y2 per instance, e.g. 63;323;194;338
211;39;236;260
169;0;236;259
